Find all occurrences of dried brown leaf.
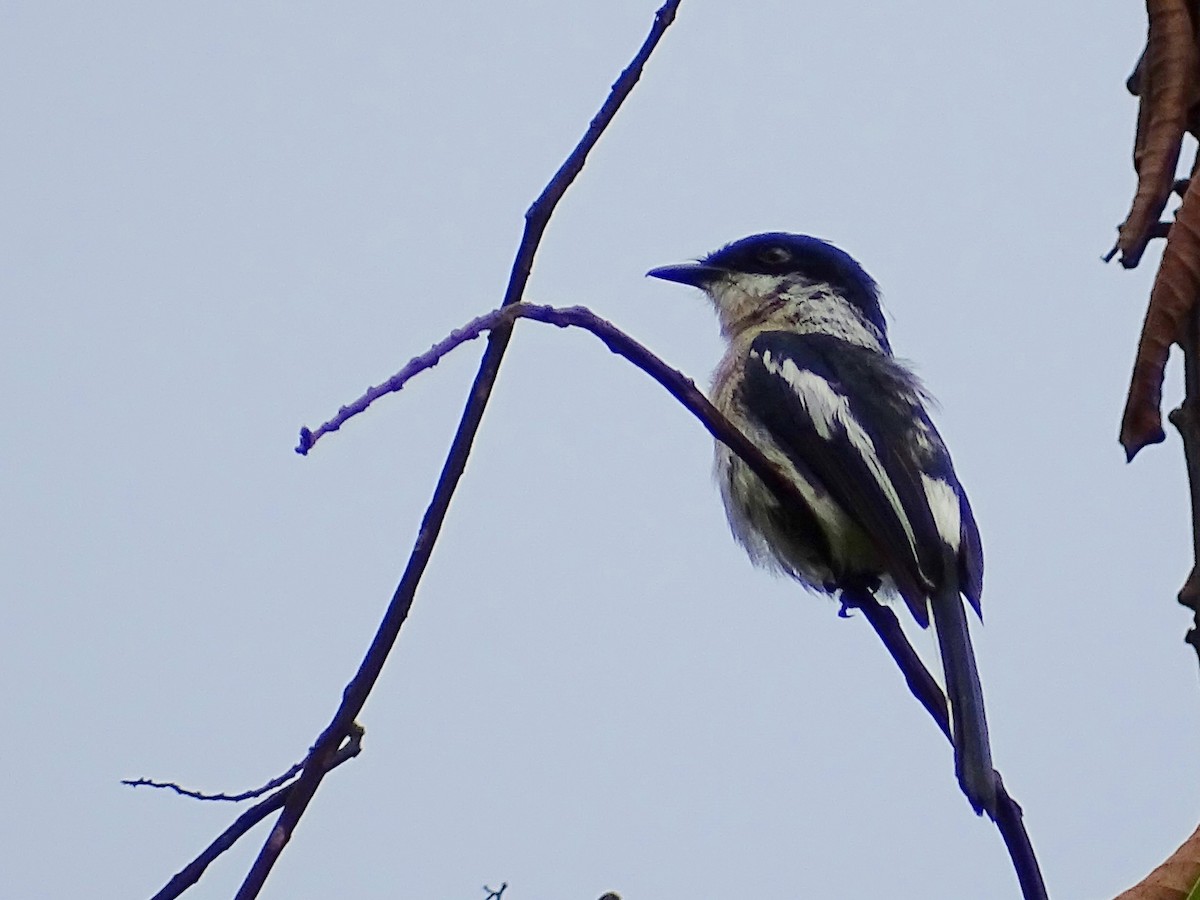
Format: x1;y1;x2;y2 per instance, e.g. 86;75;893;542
1121;171;1200;458
1112;823;1200;899
1117;0;1200;268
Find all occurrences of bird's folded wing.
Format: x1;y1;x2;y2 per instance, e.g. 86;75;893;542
742;331;981;620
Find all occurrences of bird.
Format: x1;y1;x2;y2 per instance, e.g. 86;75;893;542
647;232;996;816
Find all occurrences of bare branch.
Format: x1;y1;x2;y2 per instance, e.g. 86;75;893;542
298;305;529;455
226;5;684;899
301;300;1048;898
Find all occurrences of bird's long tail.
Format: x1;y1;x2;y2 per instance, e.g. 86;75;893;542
930;582;996;817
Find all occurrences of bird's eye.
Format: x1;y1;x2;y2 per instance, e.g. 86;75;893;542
758;246;791;265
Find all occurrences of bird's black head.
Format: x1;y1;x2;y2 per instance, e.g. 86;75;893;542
648;232;885;340
704;232;879;311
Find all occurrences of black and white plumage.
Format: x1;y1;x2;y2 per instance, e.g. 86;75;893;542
647;232;996;816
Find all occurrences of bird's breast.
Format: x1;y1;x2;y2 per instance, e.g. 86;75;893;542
710;354;875;590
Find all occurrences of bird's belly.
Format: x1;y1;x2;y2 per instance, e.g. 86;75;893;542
715;440;878;593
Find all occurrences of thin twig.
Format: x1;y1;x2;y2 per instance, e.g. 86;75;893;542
123;770;298;802
123;761;306;803
222;5;683;900
300;304;829;520
298;306;529;455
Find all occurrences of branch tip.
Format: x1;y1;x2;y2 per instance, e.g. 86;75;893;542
295;427;314;456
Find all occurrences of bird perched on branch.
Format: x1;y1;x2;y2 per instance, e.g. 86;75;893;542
647;233;996;816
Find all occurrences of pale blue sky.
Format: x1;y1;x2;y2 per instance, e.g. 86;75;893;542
2;3;1181;898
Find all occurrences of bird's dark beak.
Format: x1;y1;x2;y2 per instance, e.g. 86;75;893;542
646;262;721;288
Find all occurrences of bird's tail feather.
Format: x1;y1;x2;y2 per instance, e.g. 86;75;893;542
930;583;996;817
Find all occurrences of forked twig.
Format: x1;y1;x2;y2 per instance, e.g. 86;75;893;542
148;727;363;900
